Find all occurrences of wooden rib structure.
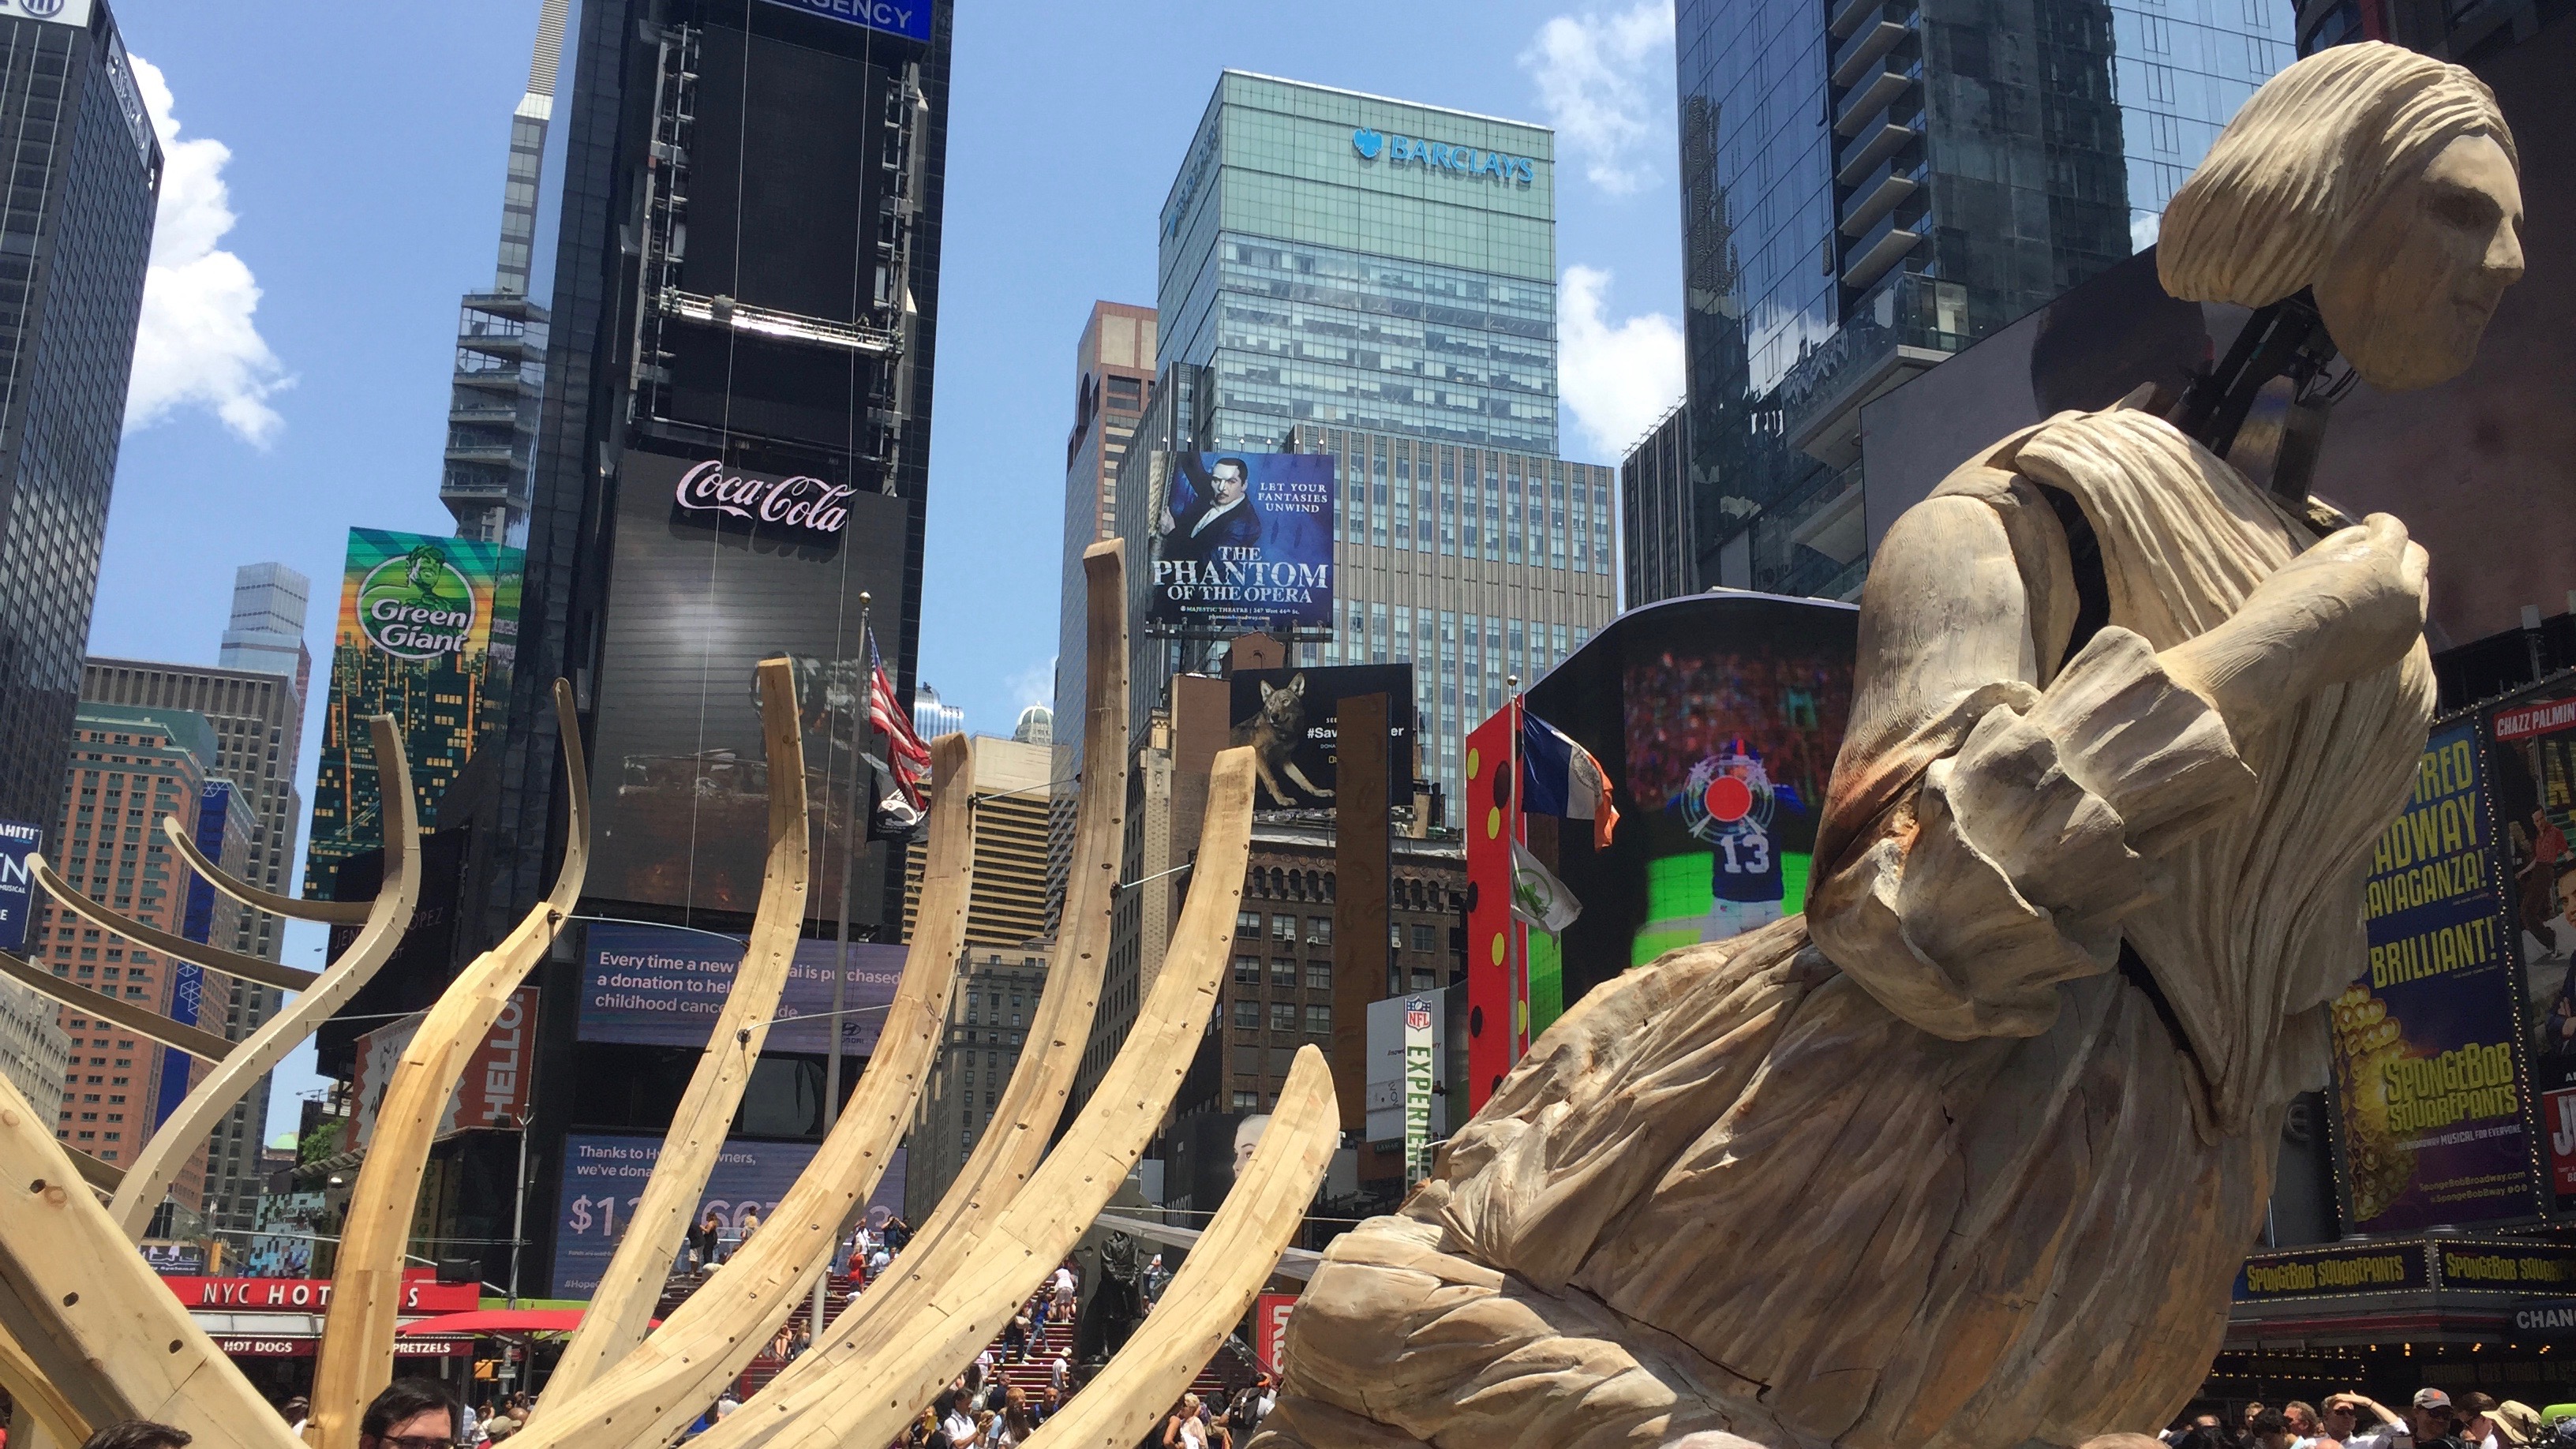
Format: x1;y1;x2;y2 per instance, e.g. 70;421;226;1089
536;658;817;1404
1018;1044;1336;1449
305;683;589;1448
513;729;976;1447
0;542;1322;1449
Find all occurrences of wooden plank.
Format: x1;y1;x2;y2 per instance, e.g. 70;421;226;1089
33;859;320;994
305;686;589;1449
0;949;239;1062
0;1067;299;1449
160;817;371;922
516;731;977;1448
533;657;814;1406
1018;1045;1336;1449
0;1320;95;1447
692;538;1133;1421
691;743;1256;1449
108;716;425;1240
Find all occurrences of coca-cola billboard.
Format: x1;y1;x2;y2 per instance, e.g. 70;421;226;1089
671;459;854;539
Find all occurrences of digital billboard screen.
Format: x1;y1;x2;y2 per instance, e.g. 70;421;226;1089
0;818;36;953
578;921;902;1057
304;530;522;900
2333;717;2538;1232
588;447;909;917
1224;665;1416;812
1146;451;1335;638
549;1131;904;1299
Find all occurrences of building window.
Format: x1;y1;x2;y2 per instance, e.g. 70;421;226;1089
1271;914;1296;943
1306;916;1331;945
1235;912;1260;939
1234;956;1260;985
1412;969;1438;991
1411;924;1436;953
1271;959;1297;987
1270;1002;1297;1032
1306;1005;1331;1035
1305;962;1331;991
1234;999;1260;1030
1232;1090;1260;1111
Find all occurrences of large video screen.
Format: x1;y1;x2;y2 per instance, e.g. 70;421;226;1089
1145;451;1335;638
1525;592;1855;982
588;447;910;917
549;1131;904;1298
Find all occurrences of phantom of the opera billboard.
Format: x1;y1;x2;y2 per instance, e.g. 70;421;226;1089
1145;451;1335;638
304;529;522;900
586;449;909;917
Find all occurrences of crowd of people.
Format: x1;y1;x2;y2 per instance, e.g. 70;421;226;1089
2159;1388;2567;1449
1621;647;1850;817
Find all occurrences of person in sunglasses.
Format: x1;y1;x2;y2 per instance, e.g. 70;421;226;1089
357;1379;459;1449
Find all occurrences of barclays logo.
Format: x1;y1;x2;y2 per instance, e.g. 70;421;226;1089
1352;126;1533;186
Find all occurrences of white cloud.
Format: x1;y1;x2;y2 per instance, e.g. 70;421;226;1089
1009;657;1055;713
1559;264;1683;459
1519;0;1675;197
124;55;289;447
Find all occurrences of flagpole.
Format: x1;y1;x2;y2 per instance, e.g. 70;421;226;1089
817;590;870;1329
1505;676;1522;1070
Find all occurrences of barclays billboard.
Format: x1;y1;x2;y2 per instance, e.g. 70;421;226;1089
1352;127;1535;187
755;0;931;42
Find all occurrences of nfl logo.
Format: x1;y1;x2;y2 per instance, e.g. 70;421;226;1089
1406;1007;1431;1032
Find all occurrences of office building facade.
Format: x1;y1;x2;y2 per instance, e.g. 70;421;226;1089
440;0;572;544
37;702;232;1209
898;733;1051;950
1125;74;1612;827
79;654;306;1233
1674;0;2291;597
1620;404;1694;608
0;0;158;851
905;949;1046;1221
216;563;313;703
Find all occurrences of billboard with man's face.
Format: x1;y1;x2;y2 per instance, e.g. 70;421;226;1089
1147;451;1335;637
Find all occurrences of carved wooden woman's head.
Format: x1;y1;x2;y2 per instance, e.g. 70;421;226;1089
2159;42;2522;391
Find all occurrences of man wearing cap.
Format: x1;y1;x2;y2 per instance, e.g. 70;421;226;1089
2340;1390;2466;1449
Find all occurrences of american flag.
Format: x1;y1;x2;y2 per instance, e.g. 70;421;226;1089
868;630;931;807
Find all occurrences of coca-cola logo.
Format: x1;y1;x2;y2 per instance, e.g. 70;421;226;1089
672;460;854;537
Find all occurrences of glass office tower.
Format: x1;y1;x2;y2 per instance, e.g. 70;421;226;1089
1133;73;1614;826
1157;72;1559;455
0;0;158;841
1674;0;2292;598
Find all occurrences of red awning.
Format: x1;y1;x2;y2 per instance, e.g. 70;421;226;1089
395;1309;657;1336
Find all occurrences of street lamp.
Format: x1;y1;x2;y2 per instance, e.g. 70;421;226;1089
494;1106;534;1309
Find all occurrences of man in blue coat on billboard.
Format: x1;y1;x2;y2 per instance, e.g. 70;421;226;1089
1158;455;1264;563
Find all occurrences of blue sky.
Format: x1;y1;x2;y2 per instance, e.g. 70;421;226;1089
95;0;1685;1140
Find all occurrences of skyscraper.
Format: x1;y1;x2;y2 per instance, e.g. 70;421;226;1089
216;563;313;703
80;646;308;1235
0;0;159;848
1133;73;1614;826
1673;0;2292;597
37;702;230;1208
440;0;573;545
1052;302;1155;786
1619;404;1693;608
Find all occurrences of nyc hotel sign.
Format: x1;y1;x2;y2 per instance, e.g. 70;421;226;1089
1352;127;1536;187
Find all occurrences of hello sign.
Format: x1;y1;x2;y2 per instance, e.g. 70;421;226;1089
672;459;855;538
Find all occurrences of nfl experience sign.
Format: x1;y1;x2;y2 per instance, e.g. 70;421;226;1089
1403;996;1435;1186
1147;451;1335;638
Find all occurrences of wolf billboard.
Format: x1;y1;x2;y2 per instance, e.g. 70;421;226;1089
1224;665;1416;811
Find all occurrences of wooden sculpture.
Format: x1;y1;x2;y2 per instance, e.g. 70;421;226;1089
0;538;1335;1449
1252;43;2521;1449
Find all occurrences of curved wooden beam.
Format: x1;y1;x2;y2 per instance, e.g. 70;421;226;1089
0;1318;95;1447
108;716;425;1240
0;1069;300;1449
534;657;815;1405
755;538;1133;1371
0;949;238;1062
518;731;976;1447
1019;1044;1336;1449
160;817;370;923
32;860;319;993
307;683;589;1449
698;743;1254;1449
